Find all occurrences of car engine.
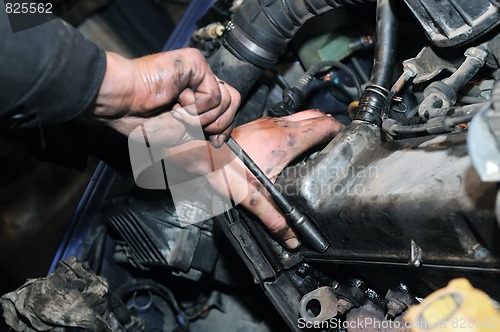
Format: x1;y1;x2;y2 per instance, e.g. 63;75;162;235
43;0;500;331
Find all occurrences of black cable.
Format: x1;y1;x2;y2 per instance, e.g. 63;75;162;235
300;60;363;99
388;102;489;134
271;60;363;115
390;123;427;134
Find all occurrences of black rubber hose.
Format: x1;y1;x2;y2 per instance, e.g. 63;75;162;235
209;46;264;99
443;54;486;92
353;0;398;126
208;0;375;98
370;0;397;88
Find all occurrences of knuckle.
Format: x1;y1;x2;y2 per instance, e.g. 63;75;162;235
211;117;223;131
266;216;287;235
185;47;203;58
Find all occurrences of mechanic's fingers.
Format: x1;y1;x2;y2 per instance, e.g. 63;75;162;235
176;78;240;147
293;115;344;147
208;122;234;148
201;80;237;128
243;178;300;250
170;103;202;127
200;79;240;130
205;83;240;147
199;144;300;249
174;49;224;115
262;116;343;180
212;81;240;143
177;67;224;116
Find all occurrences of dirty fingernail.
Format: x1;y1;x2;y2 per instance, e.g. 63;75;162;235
210;141;223;148
209;135;222;148
285;237;301;250
209;134;226;148
217;134;227;145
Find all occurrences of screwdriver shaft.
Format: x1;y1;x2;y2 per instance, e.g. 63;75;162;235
226;137;329;252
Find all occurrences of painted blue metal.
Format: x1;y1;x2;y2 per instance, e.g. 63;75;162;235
50;0;216;274
162;0;216;52
48;162;115;273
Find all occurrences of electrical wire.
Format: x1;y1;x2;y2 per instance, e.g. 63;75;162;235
387;102;490;134
301;60;363;99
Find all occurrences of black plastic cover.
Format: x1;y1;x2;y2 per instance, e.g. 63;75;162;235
404;0;500;47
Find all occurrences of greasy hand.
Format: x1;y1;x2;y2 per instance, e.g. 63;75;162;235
232;110;343;249
167;110;344;249
93;49;240;147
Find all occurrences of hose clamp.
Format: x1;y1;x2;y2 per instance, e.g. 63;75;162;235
223;22;277;68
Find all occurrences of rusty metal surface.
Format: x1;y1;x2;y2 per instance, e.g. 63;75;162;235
299;286;339;322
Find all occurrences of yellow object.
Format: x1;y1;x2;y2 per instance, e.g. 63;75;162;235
347;101;359;119
405;279;500;331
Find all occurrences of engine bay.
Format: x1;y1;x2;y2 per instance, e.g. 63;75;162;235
29;0;500;331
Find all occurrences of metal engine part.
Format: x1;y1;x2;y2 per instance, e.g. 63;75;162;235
276;121;498;273
299;286;338;322
76;0;500;331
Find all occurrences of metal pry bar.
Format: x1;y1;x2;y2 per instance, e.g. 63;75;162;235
226;137;330;252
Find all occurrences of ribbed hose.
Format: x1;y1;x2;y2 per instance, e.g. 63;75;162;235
209;0;375;98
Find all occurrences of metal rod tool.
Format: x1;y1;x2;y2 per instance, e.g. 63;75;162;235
226;137;330;252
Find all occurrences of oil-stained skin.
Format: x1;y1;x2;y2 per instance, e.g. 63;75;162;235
248;179;263;206
173;57;223;113
272;150;287;158
173;59;191;90
151;65;167;97
214;94;222;103
288;133;296;148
